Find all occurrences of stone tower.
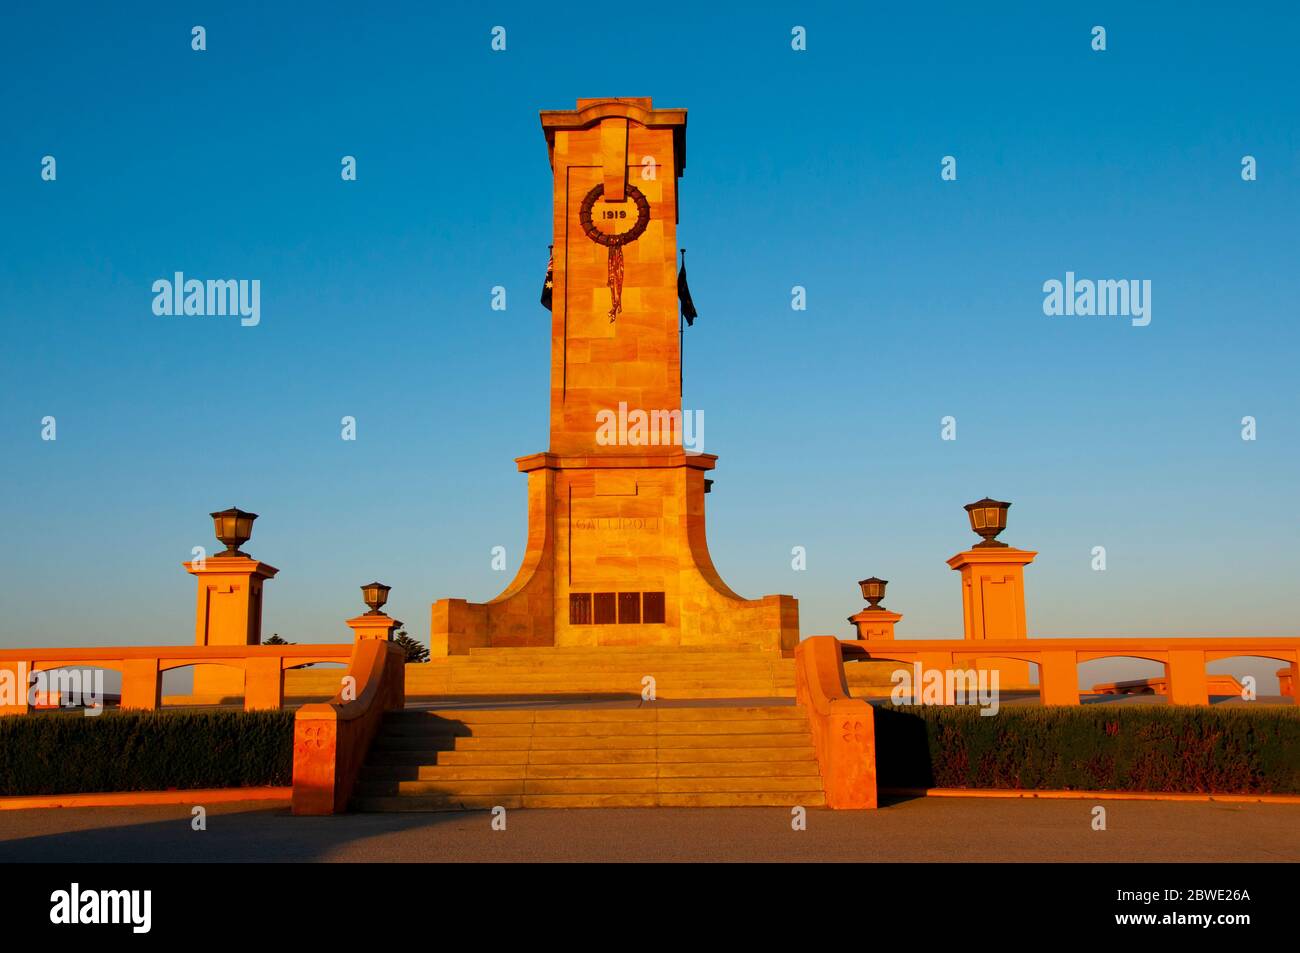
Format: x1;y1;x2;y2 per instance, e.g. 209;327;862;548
429;98;798;656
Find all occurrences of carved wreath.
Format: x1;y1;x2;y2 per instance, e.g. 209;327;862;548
578;183;651;321
578;183;651;247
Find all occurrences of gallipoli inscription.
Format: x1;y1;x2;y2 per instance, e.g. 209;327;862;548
572;517;662;532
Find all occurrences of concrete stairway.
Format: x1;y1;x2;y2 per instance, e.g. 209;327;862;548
351;706;826;810
284;646;901;701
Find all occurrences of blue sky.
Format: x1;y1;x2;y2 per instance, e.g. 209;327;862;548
1;2;1297;688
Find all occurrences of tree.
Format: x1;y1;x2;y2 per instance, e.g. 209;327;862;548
263;633;292;645
392;628;430;664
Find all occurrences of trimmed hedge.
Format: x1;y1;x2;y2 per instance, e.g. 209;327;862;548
875;704;1300;794
5;705;1297;798
0;710;295;797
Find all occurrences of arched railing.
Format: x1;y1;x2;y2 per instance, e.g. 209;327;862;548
843;637;1300;706
0;644;353;714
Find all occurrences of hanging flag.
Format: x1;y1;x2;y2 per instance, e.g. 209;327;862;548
540;246;554;311
677;249;697;326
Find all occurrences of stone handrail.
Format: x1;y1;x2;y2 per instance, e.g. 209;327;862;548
0;644;353;714
794;636;877;809
291;639;406;815
841;637;1300;705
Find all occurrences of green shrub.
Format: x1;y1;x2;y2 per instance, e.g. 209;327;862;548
0;709;295;796
874;705;1300;794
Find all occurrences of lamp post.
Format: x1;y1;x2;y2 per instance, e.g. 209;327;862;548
210;507;258;558
963;497;1011;548
858;577;888;611
348;583;401;641
849;577;901;641
185;507;278;699
948;496;1037;689
361;581;392;616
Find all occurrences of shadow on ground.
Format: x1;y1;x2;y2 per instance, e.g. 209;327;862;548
0;804;466;863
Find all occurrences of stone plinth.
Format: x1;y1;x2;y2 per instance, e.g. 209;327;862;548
848;608;902;641
347;613;400;642
184;555;277;699
947;546;1036;689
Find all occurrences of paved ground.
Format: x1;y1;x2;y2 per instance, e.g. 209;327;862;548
1;796;1297;862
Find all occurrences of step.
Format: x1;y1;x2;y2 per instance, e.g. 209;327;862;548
434;680;783;692
362;764;542;782
445;667;777;677
436;665;780;670
492;748;660;765
372;736;461;751
354;702;827;812
513;794;659;809
652;733;812;748
368;749;533;766
368;745;818;766
359;777;825;797
351;791;824;811
384;763;663;782
434;732;812;751
431;684;784;695
465;646;773;657
410;686;790;696
379;719;810;739
655;706;799;720
443;659;781;671
360;779;527;797
653;792;825;808
361;759;820;783
652;719;809;734
381;721;541;738
655;776;823;794
653;746;818;763
655;761;820;778
439;668;779;678
353;794;525;812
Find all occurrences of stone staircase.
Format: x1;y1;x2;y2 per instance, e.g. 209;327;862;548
351;705;826;810
283;645;900;701
415;646;795;698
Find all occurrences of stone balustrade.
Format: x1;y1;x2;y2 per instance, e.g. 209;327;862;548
0;644;352;715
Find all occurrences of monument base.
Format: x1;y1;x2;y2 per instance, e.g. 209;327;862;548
430;450;799;657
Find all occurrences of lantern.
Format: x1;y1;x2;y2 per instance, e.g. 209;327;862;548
964;497;1011;547
361;581;391;616
858;577;888;610
210;507;258;558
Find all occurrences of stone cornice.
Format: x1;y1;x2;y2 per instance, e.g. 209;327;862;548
515;450;716;473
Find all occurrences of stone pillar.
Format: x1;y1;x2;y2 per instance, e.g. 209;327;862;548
429;98;800;657
347;613;401;642
848;608;902;641
1166;649;1209;706
244;657;284;711
947;547;1036;690
121;657;161;710
1038;649;1080;706
184;555;279;700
